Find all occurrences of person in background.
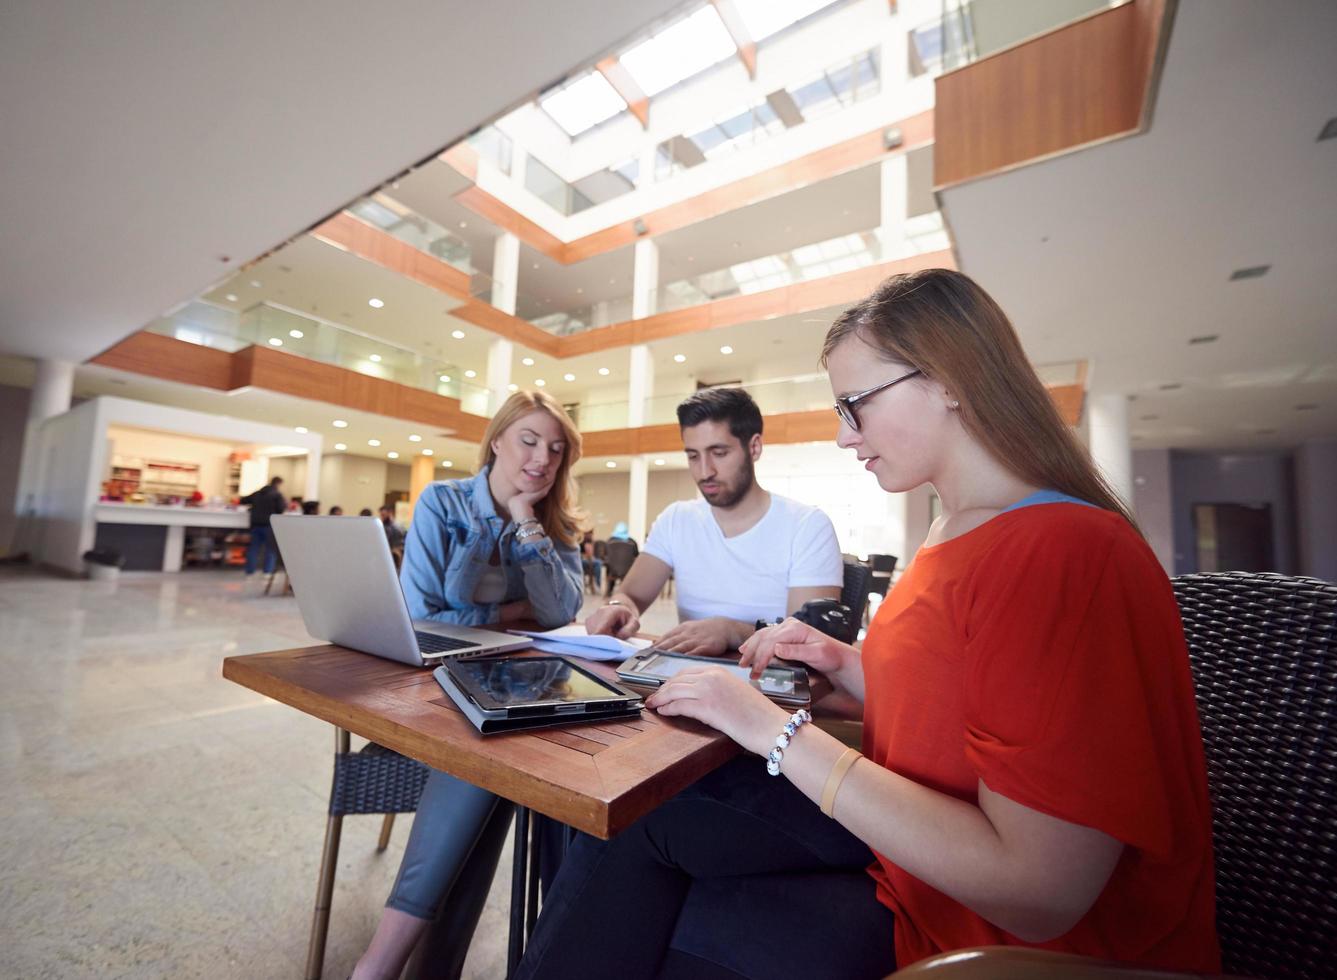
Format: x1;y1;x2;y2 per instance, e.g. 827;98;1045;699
285;496;304;514
516;269;1219;979
239;476;284;576
353;390;586;980
328;505;343;516
602;521;638;597
301;500;319;516
378;505;407;551
359;507;373;517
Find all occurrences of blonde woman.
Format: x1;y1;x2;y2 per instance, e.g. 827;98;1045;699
354;391;585;980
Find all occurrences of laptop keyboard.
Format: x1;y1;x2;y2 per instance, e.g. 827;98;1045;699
414;631;481;656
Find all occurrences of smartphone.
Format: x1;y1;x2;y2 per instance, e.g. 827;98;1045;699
616;649;811;707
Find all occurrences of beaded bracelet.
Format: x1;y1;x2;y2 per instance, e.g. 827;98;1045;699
765;707;812;776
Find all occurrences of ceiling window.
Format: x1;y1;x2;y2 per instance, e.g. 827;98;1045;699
539;72;627;137
619;6;736;97
732;0;839;42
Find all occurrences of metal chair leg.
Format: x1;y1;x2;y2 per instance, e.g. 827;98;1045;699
305;812;343;980
507;806;530;978
377;812;396;852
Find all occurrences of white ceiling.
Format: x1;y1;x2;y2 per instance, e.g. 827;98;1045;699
940;0;1337;452
0;0;683;365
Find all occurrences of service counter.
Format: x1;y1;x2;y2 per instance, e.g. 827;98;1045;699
94;502;249;572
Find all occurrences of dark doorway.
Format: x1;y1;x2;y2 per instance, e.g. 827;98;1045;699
1193;503;1275;572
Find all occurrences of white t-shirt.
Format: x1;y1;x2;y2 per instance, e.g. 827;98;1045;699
644;494;843;624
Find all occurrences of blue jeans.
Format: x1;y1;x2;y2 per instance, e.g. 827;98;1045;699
513;756;896;980
244;525;277;575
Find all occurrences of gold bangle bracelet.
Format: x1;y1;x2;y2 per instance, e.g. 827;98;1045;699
820;748;861;818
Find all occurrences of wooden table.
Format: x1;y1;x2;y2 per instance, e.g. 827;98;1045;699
222;644;753;976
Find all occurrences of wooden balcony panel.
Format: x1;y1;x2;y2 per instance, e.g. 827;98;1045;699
451;300;561;357
310;212;472;300
1048;382;1085;427
633;425;687;455
633;306;711;345
90;332;234;390
706;289;787;330
556;321;637;358
454;185;567;262
768;410;840;445
933;1;1163;189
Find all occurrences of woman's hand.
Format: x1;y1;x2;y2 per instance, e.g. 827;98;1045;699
498;598;534;623
506;486;551;525
645;667;790;756
737;617;848;678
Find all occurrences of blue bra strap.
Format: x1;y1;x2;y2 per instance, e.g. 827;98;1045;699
1002;490;1098;512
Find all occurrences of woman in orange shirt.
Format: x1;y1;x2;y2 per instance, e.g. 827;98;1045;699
514;269;1219;979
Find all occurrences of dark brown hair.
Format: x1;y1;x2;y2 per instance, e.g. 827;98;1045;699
821;268;1137;529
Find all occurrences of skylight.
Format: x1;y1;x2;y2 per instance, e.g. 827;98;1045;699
540;72;627;137
619;6;737;97
733;0;838;42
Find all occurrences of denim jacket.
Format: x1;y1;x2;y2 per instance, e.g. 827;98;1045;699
399;466;583;628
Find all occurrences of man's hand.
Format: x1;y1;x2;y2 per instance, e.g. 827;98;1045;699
585;602;640;639
656;617;748;656
738;617;848;678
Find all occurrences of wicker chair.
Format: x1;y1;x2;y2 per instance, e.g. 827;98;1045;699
305;730;431;980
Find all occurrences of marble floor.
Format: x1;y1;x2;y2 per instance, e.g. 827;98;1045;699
0;565;680;979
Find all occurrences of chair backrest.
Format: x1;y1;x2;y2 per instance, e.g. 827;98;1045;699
868;553;897;573
593;539;607;560
1172;571;1336;979
605;539;638;577
841;561;873;627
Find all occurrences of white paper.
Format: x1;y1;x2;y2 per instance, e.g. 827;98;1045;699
507;624;651;662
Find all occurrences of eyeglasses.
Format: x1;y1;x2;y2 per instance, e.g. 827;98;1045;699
834;370;922;431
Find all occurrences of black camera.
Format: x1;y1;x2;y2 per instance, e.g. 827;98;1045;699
793;598;859;644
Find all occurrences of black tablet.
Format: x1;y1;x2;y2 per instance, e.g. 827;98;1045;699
441;655;643;722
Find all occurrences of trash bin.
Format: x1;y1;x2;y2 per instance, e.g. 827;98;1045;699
83;547;125;582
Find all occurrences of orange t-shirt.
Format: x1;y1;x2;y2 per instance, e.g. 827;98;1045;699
862;502;1219;971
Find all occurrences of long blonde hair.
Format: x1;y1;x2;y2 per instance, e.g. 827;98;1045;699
477;390;587;547
821;269;1138;529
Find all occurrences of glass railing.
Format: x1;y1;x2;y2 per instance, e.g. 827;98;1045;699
347;195;474;272
527;295;635;336
911;0;1119;77
573;373;834;433
468;126;513;176
146;301;492;412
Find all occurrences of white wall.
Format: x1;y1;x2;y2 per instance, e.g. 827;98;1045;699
1132;448;1175;573
1294;439;1337;583
1169;450;1298;576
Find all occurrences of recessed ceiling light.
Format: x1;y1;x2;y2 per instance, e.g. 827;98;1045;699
464;369;477;378
1318;117;1337;142
368;439;381;447
334;443;347;451
605;461;617;469
576;288;584;295
687;256;695;262
250;279;262;288
387;451;399;459
369;353;382;362
533;262;540;269
1229;265;1270;281
1188;335;1218;345
563;373;576;382
654;458;666;466
408;434;422;442
289;329;304;339
422;448;434;456
535;379;546;387
719;345;733;354
451;330;466;339
332;419;348;428
522;357;535;366
444;460;453;467
508;383;518;391
609;278;616;285
1159;383;1182;391
294;426;308;433
368;298;384;309
439;375;451;383
459;221;468;229
731;242;739;249
598;367;610;376
225;293;238;302
268;337;283;347
673;353;686;363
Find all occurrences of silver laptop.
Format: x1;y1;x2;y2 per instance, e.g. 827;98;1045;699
271;515;531;666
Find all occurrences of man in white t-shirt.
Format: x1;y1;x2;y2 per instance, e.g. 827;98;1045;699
585;387;843;653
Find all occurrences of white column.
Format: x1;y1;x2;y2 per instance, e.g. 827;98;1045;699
627;239;660;543
878;153;910;260
1089;392;1132;508
637;143;659;189
11;358;76;556
487;231;521;414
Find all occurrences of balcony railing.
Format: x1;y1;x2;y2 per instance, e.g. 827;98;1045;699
574;372;835;433
146;301;492;413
